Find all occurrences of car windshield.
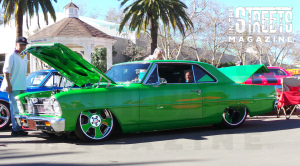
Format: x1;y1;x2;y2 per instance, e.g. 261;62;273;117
268;69;287;76
106;63;150;83
26;71;49;87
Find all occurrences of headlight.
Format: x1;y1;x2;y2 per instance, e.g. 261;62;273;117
51;98;62;116
16;99;24;114
31;98;38;104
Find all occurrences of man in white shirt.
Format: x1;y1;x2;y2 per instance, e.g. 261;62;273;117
144;47;164;60
1;36;29;136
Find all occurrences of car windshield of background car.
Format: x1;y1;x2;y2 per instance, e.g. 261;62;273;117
43;73;73;88
269;69;287;76
106;63;150;83
26;71;49;87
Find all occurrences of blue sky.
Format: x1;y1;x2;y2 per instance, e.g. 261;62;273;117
54;0;299;32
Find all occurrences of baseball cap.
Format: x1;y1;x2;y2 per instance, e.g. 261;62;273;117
16;36;29;45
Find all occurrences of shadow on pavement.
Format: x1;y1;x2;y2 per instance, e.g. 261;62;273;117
0;115;300;145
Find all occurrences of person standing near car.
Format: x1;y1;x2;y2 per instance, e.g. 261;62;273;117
0;37;29;136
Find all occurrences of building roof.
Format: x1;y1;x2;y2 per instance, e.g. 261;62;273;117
28;17;115;40
64;2;79;9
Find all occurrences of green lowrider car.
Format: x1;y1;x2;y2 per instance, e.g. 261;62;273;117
15;43;276;141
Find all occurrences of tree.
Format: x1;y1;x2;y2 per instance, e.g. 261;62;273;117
183;0;208;61
0;0;57;37
91;47;117;73
122;40;146;61
0;7;3;25
118;0;193;54
73;0;100;19
105;7;125;24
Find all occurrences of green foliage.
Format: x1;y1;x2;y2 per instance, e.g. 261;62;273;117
0;0;57;26
91;47;117;72
218;62;236;68
198;58;235;68
119;0;193;53
199;58;211;64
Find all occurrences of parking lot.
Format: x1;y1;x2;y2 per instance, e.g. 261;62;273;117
1;115;300;166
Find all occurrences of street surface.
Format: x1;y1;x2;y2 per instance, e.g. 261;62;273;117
1;115;300;166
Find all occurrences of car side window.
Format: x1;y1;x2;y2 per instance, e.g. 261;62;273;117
193;65;216;83
146;65;159;84
43;74;54;87
157;63;193;84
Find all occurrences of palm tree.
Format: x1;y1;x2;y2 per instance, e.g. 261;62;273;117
0;0;57;37
119;0;193;54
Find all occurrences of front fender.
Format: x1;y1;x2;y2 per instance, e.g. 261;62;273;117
55;86;140;131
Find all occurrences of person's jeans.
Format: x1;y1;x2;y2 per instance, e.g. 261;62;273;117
8;90;25;132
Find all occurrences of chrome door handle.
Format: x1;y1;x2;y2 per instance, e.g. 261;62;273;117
191;90;201;95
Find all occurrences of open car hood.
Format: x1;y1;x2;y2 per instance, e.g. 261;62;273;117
218;64;269;83
25;43;115;86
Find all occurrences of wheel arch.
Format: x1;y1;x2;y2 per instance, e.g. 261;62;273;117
0;99;9;106
0;99;11;130
219;105;248;128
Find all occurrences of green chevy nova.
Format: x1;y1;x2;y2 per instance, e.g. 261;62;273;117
15;43;276;141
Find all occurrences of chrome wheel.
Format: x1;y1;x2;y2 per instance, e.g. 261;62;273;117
75;109;113;141
221;106;247;128
0;102;10;130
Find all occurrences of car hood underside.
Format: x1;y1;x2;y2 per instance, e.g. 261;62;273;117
24;43;115;86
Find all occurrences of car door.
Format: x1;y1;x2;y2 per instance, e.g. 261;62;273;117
139;63;203;129
192;64;220;118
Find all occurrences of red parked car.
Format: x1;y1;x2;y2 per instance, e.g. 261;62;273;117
243;66;292;85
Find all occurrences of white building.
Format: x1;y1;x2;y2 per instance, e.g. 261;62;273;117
0;1;137;74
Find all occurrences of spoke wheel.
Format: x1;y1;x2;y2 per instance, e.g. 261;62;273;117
75;109;114;141
0;101;10;130
221;106;247;128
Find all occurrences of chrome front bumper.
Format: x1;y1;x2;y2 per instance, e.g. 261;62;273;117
15;115;65;132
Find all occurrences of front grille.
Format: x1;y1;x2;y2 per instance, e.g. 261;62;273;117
24;98;54;115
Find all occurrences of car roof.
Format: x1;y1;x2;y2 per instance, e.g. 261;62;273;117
115;60;207;65
267;66;284;69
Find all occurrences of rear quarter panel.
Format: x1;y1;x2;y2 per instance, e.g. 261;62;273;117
200;82;276;118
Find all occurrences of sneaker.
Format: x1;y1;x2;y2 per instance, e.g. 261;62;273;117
11;131;19;137
18;130;28;136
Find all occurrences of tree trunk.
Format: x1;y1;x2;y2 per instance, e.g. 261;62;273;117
150;18;158;54
16;2;23;37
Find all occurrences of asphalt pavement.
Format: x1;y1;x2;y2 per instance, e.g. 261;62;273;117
1;114;300;166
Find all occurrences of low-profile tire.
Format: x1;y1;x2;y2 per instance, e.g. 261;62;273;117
220;106;247;129
75;109;114;142
0;101;10;130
